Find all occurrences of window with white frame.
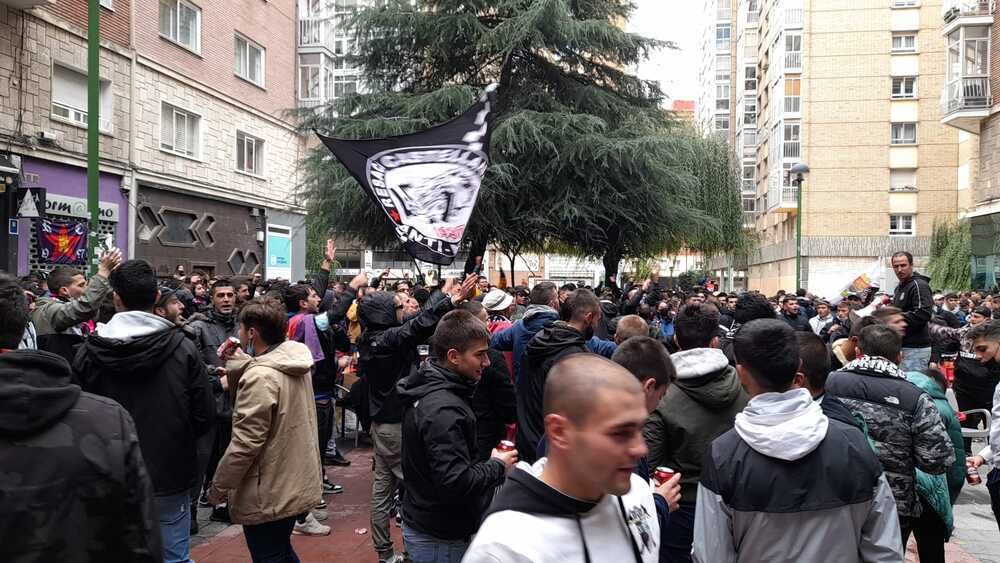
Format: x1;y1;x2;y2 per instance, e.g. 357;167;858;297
891;76;916;99
160;102;200;158
51;64;113;133
333;74;358;98
742;164;756;193
784;78;801;113
889;214;915;236
785;33;802;69
891;33;916;53
236;131;264;176
716;55;731;82
298;53;322;100
159;0;201;53
783;123;801;159
890;169;917;192
235;34;265;87
891;122;917;144
714;114;730;132
716;23;731;51
716;84;730;111
744;66;757;91
744;96;757;124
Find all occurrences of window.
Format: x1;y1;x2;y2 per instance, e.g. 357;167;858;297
784;78;801;113
333;75;358;98
235;35;265;87
236;131;264;176
891;76;917;99
51;64;112;133
890;169;917;192
783;123;800;158
963;27;989;76
159;0;201;53
714;114;730;132
716;23;731;51
100;0;114;8
889;214;915;236
742;165;756;193
716;84;730;111
744;66;757;91
160;102;200;158
891;33;916;53
716;55;731;82
785;33;802;69
744;96;757;124
891;122;917;144
298;53;322;100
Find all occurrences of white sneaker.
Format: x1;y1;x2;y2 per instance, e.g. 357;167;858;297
379;554;405;563
292;512;331;536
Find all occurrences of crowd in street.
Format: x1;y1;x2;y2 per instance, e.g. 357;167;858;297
1;246;998;563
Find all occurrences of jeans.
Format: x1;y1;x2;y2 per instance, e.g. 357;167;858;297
900;347;931;373
988;468;1000;532
371;422;404;560
243;516;299;563
661;502;695;563
156;492;194;563
402;526;469;563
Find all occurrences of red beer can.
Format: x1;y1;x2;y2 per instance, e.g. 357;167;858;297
653;466;676;485
217;337;241;360
497;440;516;453
966;460;983;485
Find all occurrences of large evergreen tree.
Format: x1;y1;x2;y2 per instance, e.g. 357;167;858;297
296;0;746;278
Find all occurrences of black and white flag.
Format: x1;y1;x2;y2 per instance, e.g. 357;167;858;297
318;85;496;266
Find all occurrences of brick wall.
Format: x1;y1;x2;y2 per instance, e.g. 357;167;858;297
0;6;131;164
132;63;303;208
133;0;297;120
44;0;131;48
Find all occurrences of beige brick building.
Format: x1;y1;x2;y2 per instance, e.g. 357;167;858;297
741;0;962;296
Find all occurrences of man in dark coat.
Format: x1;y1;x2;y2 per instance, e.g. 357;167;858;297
0;273;163;563
890;251;935;372
397;310;518;561
73;260;214;563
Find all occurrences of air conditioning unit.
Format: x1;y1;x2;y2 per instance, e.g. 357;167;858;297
38;130;64;143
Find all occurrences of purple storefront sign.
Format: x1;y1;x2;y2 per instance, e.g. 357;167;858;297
16;157;129;275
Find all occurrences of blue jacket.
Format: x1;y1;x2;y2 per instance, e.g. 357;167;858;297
491;306;616;383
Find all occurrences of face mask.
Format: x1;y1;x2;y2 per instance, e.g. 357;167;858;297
244;339;255;357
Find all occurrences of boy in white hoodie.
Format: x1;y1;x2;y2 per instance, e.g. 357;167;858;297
463;353;660;563
693;319;903;563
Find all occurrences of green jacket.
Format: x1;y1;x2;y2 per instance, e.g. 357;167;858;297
906;371;966;536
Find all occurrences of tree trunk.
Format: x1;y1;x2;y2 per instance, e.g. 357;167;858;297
509;253;517;285
603;250;622;288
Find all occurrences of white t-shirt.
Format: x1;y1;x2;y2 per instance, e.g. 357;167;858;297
462;459;659;563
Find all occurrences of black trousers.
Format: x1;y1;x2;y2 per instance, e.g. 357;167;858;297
243;516;299;563
912;500;947;563
989;468;1000;532
204;418;232;488
316;397;334;459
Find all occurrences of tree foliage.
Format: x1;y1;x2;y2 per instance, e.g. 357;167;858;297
294;0;747;277
928;220;971;292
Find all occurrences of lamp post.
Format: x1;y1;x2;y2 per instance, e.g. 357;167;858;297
86;0;101;275
789;162;810;291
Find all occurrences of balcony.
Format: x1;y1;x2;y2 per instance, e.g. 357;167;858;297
943;1;993;34
783;140;801;159
299;17;326;48
941;76;992;132
786;8;804;28
767;183;799;212
717;6;732;21
0;0;55;8
784;96;801;114
747;10;760;24
785;51;802;71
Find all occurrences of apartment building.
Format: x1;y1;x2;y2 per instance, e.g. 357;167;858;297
696;0;738;144
938;0;999;290
297;0;362;109
0;0;308;280
743;0;961;295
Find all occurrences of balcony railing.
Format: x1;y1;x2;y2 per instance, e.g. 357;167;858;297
943;0;991;21
785;51;802;70
784;96;801;113
767;183;798;211
942;76;992;114
747;10;760;24
299;18;324;47
786;8;804;27
783;140;801;159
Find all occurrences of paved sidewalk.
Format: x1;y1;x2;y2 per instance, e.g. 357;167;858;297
191;444;402;563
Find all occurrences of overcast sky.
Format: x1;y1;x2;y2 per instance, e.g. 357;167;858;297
627;0;700;104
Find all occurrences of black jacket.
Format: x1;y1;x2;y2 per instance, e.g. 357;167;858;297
186;309;237;418
358;291;454;424
73;320;215;496
518;322;590;463
780;311;811;332
892;272;934;348
469;348;518;462
398;360;506;540
0;350;163;563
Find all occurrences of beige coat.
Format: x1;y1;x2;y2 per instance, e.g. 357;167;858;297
213;340;322;525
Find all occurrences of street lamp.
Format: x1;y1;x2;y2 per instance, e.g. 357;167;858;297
789;162;810;291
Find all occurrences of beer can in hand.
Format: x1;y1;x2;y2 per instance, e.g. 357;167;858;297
217;337;240;360
653;466;676;486
966;460;983;485
497;440;516;453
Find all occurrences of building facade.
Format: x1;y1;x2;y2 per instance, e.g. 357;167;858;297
697;0;738;144
743;0;962;296
938;0;998;291
0;0;308;280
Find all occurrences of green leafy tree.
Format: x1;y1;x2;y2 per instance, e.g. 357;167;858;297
928;220;971;291
295;0;746;278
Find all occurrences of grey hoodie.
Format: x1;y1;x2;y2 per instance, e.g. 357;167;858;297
694;388;903;563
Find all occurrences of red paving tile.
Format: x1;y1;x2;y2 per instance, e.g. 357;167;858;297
192;446;401;563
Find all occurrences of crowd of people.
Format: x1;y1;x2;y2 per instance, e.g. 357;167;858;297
1;246;998;563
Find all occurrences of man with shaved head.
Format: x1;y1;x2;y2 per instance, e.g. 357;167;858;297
464;354;662;563
615;314;651;344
